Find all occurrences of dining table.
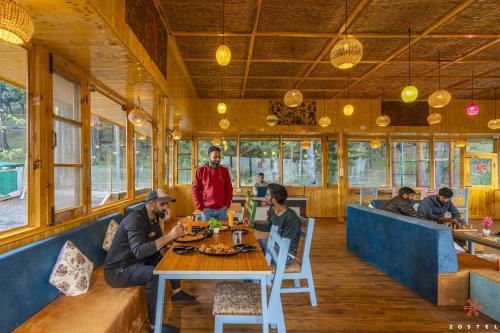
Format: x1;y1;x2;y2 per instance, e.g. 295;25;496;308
153;222;275;333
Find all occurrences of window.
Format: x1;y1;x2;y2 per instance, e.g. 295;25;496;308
282;140;322;186
328;140;338;185
134;123;152;193
239;140;279;186
53;73;82;211
90;91;127;207
177;139;192;184
466;139;494;153
392;140;430;188
434;142;462;188
348;140;387;187
168;135;174;187
197;139;237;182
0;40;28;231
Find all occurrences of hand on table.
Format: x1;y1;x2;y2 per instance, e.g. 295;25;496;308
170;224;185;239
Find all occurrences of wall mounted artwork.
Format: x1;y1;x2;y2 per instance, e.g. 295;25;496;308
381;101;429;126
268;100;317;125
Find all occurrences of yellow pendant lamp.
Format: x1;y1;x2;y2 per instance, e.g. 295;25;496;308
171;129;183;140
0;0;34;45
455;138;466;148
217;69;227;114
219;118;230;130
319;89;331;127
370;139;382;149
401;27;418;103
343;72;354;116
427;112;442;125
216;0;231;66
428;52;451;108
284;46;303;108
487;88;500;129
266;114;278;126
330;0;363;69
375;115;391;127
128;97;149;126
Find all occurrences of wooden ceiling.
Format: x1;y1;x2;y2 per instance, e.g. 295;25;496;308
160;0;500;100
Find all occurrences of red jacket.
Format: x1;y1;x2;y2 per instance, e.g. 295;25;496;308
192;164;233;211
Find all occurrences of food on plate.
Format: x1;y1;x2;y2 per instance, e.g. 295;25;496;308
199;243;237;255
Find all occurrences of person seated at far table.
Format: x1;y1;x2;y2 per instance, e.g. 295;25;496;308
417;187;464;228
245;183;301;265
252;172;269;197
382;187;420;218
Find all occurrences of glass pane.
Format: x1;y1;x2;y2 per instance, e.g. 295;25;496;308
348;141;387;187
469;158;492;186
453;146;461;187
391;141;429;188
0;40;28;231
328;141;338;185
53;73;80;121
198;140;237;183
178;155;192;169
466;140;493;153
178;139;191;154
434;142;450;187
90;115;127;207
134;130;152;192
283;140;322;186
54;120;81;164
54;167;81;210
178;169;191;185
177;139;192;185
168;137;174;186
239;140;279;186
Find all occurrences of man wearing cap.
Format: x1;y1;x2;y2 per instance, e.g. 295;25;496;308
104;189;196;332
192;145;233;221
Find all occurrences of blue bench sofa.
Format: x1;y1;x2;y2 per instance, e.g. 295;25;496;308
346;204;458;304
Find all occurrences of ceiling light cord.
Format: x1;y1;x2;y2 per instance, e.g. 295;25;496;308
408;26;411;85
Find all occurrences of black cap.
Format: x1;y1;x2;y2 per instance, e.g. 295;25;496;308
145;189;176;203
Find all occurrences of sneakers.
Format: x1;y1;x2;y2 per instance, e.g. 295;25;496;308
171;290;196;302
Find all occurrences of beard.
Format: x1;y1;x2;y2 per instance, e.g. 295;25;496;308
209;160;220;167
153;208;167;219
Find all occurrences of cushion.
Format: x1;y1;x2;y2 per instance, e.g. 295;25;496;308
213;282;262;315
49;241;94;296
271;259;302;273
102;219;119;251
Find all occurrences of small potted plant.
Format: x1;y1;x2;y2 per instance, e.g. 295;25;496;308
481;217;494;237
208;218;222;234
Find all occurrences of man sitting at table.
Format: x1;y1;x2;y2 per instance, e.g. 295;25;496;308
104;190;196;332
382;187;420;218
252;172;268;196
417;187;464;227
245;183;302;265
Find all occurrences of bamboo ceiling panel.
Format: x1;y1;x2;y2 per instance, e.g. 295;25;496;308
0;40;27;89
192;77;243;90
246;79;295;89
471;43;500;60
433;0;500;34
197;90;241;99
248;62;310;77
175;36;250;59
252;37;331;60
309;63;376;77
184;61;246;76
301;79;350;90
395;38;494;61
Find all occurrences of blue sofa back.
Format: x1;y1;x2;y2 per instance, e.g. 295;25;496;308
125;202;145;216
346;204;458;304
0;212;123;333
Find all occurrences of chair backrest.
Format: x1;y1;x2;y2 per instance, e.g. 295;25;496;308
359;187;378;205
420;187;438;199
248;198;257;224
265;225;291;301
298;218;315;265
451;187;469;223
392;187;399;198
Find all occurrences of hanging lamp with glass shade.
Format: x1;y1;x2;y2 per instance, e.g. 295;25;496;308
128;96;148;126
330;0;363;69
376;115;390;127
319;89;332;127
401;27;418;103
216;0;231;65
266;114;278;126
217;69;227;114
284;46;303;108
300;141;311;150
466;67;479;116
370;138;382;149
0;0;34;45
427;112;442;125
343;72;354;116
455;138;466;148
428;52;451;108
171;129;183;140
487;88;500;129
219;118;230;129
212;136;222;145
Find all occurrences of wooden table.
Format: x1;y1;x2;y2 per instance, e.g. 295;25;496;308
452;230;500;251
153;223;273;333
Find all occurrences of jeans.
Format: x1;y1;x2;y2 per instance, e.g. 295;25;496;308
201;208;228;221
104;253;181;324
258;238;294;265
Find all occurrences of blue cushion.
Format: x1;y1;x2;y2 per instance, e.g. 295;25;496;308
470;272;500;322
346;204;458;304
125;202;145;216
0;212;122;333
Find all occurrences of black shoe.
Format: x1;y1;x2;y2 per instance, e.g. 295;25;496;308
171;290;196;302
150;324;180;333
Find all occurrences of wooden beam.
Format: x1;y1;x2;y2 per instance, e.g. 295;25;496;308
241;0;263;98
190;74;500;81
295;0;372;89
446;66;500;90
331;0;477;99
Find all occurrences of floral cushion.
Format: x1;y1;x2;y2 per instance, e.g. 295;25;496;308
213;282;262;315
102;219;119;251
49;241;94;296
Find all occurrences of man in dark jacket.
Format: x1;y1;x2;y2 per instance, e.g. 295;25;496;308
104;190;195;332
417;187;464;226
382;187;419;218
192;146;233;221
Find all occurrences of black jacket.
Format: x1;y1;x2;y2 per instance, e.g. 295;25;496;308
382;196;419;218
104;206;162;271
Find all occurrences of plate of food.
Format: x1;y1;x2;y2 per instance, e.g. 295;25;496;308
175;234;206;243
219;225;230;231
233;243;257;253
230;228;248;235
199;243;238;256
172;246;197;255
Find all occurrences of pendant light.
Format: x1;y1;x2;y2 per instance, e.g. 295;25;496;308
219;118;230;130
466;66;479;116
266;114;278;126
217;69;227;114
401;27;418;103
212;136;222;145
487;88;500;129
171;129;183;140
0;0;34;45
300;141;311;150
318;88;332;127
284;46;303;108
428;52;451;108
427;112;442;125
216;0;231;65
330;0;363;69
376;89;390;126
455;138;466;148
370;138;382;149
343;72;354;116
128;96;148;126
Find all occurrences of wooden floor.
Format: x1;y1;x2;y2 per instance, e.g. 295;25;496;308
147;219;497;332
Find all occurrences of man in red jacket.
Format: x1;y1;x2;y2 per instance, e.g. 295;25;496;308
192;145;233;221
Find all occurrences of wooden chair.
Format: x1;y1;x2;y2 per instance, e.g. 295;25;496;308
359;187;378;206
213;225;290;333
451;188;469;225
277;218;317;307
247;198;257;225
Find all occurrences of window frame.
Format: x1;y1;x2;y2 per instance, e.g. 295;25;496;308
281;138;323;187
345;137;389;189
390;138;431;189
175;138;193;186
